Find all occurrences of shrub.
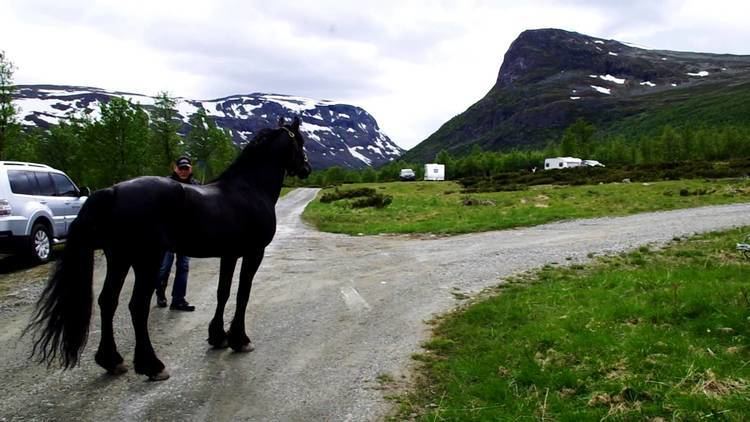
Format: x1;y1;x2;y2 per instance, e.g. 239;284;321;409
320;187;392;209
351;193;392;208
320;187;377;203
461;196;496;206
457;159;750;193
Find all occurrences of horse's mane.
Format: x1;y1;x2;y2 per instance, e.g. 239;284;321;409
214;127;282;183
246;127;279;149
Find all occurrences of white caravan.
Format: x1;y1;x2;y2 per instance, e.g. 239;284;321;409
544;157;605;170
423;163;445;181
544;157;582;170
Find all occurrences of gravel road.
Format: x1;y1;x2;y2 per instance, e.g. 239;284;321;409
2;188;750;421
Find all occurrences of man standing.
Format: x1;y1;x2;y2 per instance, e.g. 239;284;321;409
156;156;199;311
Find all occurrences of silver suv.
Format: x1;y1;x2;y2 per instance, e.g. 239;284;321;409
399;168;416;181
0;161;89;263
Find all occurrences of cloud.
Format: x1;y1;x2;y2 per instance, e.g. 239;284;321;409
5;0;750;150
143;24;387;99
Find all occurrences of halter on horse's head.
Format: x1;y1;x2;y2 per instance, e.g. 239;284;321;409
278;116;311;179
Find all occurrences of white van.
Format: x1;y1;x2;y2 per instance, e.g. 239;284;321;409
0;162;89;263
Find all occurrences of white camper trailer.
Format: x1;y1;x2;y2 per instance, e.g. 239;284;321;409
424;163;445;181
544;157;582;170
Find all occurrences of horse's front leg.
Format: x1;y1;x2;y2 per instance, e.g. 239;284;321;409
208;256;238;348
228;248;264;352
130;255;169;381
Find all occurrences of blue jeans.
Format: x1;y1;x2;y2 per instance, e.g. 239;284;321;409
158;251;190;302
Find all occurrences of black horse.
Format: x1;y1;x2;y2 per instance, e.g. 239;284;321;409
26;117;311;381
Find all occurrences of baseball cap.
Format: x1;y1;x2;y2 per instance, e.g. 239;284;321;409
175;156;192;168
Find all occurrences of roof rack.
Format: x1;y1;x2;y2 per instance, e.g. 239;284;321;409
0;161;53;169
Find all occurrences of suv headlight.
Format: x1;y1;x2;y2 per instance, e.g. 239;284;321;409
0;199;12;216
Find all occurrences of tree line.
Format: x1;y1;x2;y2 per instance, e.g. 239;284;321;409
1;50;237;189
5;95;237;189
556;118;750;166
4;50;750;189
292;118;750;186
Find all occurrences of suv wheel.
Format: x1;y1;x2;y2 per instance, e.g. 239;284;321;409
29;223;51;263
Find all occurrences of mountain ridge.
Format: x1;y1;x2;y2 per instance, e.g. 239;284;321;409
404;28;750;162
12;84;404;169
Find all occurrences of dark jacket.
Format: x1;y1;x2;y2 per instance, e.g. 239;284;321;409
170;172;201;185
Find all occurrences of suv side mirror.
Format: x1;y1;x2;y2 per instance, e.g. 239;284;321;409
79;186;91;197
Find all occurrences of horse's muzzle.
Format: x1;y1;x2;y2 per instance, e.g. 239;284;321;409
298;162;312;179
290;162;312;179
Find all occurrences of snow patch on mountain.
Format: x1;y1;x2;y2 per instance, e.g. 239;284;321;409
599;74;625;84
347;146;372;166
590;85;612;95
13;85;404;169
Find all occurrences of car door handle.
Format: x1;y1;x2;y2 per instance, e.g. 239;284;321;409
39;200;47;204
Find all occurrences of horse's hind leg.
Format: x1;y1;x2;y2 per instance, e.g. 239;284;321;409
228;249;264;352
130;255;169;381
208;256;238;348
95;249;130;375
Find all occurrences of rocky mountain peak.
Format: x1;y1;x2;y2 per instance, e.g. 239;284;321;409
494;28;742;93
404;28;750;162
497;28;632;88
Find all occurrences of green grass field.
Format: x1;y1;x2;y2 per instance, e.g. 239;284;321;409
303;179;750;235
392;228;750;420
280;187;294;197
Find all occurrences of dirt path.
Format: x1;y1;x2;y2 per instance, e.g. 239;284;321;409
2;188;750;421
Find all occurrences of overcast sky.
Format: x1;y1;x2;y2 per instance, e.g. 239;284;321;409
3;0;749;149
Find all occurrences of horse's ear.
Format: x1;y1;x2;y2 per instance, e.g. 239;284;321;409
278;116;286;127
291;116;301;131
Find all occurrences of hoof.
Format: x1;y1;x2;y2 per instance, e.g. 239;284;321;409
107;362;128;376
227;329;253;353
95;351;126;375
233;342;255;353
148;369;170;381
209;337;230;349
208;323;228;349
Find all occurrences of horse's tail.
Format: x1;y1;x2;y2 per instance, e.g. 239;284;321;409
25;188;115;368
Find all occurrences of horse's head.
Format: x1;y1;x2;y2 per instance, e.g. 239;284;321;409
278;116;312;179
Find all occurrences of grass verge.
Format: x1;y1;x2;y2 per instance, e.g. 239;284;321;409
393;228;750;420
280;187;294;197
303;179;750;235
